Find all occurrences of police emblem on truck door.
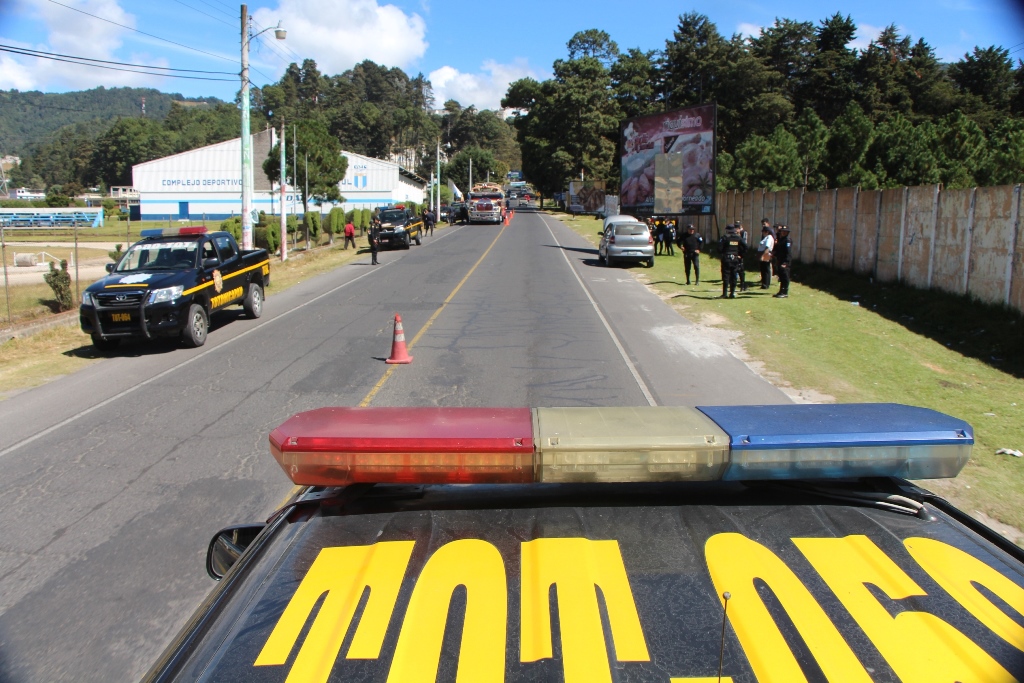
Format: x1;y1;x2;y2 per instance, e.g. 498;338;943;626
213;269;223;294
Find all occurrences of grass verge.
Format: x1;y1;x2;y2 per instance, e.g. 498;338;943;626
553;211;1024;538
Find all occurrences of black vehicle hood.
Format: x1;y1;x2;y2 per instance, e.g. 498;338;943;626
178;482;1024;682
85;269;195;293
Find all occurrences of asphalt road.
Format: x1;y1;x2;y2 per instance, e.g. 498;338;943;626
0;207;787;682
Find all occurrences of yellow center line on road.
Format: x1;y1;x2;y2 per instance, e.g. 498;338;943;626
275;222;508;508
358;222;509;408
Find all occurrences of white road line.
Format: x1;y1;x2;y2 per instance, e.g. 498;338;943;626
539;214;657;406
0;250;414;460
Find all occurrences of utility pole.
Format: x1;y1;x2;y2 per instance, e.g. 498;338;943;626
436;138;441;218
279;121;287;261
469;157;473;191
240;4;253;250
304;152;309;251
292;124;297;249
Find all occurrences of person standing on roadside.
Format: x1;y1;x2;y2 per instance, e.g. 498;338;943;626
681;224;702;285
368;225;380;265
343;218;356;250
758;223;775;289
661;220;675;256
773;224;792;298
719;224;746;298
734;220;748;292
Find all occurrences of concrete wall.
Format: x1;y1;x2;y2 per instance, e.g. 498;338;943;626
833;187;858;271
737;182;1023;315
853;190;880;276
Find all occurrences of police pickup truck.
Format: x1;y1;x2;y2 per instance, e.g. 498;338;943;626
375;208;422;249
80;227;270;351
145;403;1024;683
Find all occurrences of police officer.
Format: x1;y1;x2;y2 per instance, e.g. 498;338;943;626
368;225;380;265
661;219;675;256
719;224;746;298
681;224;702;285
758;222;775;289
734;220;748;292
773;224;792;298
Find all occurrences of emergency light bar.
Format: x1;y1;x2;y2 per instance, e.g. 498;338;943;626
140;226;208;238
268;404;972;486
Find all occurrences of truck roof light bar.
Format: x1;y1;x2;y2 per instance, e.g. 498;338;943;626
140;226;208;238
268;404;973;486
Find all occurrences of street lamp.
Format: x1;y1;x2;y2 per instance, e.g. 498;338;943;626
240;4;285;250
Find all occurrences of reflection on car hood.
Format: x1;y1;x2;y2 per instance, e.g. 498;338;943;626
85;269;194;293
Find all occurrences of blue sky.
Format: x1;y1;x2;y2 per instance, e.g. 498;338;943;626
1;0;1022;110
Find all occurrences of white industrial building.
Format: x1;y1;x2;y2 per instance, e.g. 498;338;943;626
132;129;426;221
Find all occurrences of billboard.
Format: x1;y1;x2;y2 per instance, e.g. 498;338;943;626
568;180;606;214
619;103;716;216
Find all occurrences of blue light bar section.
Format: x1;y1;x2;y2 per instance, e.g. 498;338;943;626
697;403;973;481
140;228;164;237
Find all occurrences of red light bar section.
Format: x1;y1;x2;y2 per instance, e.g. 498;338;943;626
177;226;208;235
269;407;534;485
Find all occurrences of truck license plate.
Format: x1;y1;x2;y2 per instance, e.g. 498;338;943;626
110;312;132;323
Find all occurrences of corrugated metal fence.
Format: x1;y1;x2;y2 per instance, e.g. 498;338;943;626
710;185;1024;314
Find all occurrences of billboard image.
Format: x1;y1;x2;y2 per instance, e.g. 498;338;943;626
620;103;716;216
568;180;606;214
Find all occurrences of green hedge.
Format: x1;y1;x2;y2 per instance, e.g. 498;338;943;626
219;216;243;242
254;224;279;254
329;207;345;235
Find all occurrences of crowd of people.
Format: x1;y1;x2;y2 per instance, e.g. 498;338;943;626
641;215;793;299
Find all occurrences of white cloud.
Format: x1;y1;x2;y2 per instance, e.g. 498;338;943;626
737;22;763;39
429;58;542;111
3;0;168;90
253;0;427;75
848;23;884;51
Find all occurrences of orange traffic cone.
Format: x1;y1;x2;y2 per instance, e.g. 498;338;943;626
385;314;413;364
503;212;509;226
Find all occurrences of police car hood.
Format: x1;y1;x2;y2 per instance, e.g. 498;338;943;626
86;269;194;293
188;482;1024;682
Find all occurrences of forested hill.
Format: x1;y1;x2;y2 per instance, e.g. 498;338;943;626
0;87;223;155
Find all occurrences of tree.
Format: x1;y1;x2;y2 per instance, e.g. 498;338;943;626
611;48;661;119
976;119;1024;186
750;18;815;102
90;117;175;186
662;12;726;107
800;13;858;124
731;125;802;190
933;111;987;188
866;114;939;187
445;147;499;189
824;101;876;187
263;117;347;216
856;25;913;121
567;29;619;66
790;108;829;188
949;46;1016;112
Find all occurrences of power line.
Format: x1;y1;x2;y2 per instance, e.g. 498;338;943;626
44;0;237;65
169;0;234;28
0;45;236;81
0;43;236;74
42;0;281;86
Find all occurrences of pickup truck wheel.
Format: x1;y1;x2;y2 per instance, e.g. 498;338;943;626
183;303;208;348
415;234;421;246
403;233;411;250
91;335;119;352
243;282;263;318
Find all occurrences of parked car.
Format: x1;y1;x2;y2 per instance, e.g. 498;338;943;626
599;220;655;268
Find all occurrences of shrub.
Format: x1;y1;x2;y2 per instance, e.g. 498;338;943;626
108;244;123;263
329;207;345;235
286;214;297;234
307;211;321;243
257;210;267;227
220;216;243;241
359;208;371;231
44;259;74;311
254;224;279;254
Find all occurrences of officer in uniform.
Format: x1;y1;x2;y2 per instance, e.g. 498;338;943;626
681;224;703;285
773;224;792;298
718;224;746;298
368;225;380;265
734;220;748;292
